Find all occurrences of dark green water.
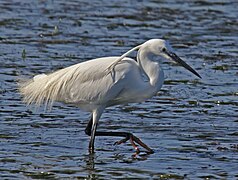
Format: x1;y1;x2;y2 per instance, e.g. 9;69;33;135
0;0;237;179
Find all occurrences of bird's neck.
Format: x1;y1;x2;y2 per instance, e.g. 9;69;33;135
137;48;164;90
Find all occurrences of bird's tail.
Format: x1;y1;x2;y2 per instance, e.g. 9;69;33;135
18;73;61;109
19;63;83;110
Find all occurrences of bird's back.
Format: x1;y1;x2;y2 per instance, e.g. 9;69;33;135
19;56;141;111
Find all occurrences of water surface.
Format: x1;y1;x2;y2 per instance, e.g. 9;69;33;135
0;0;237;179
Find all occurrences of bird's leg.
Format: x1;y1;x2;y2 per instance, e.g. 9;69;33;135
85;115;154;154
88;120;97;153
88;108;104;153
85;116;93;136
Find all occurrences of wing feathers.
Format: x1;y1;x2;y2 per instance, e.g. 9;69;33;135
18;58;114;109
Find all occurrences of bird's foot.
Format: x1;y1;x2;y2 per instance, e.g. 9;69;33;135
114;133;154;154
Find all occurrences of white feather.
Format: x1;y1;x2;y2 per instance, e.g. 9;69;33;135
19;57;148;111
33;74;47;81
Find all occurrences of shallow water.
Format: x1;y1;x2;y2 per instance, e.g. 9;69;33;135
0;0;238;179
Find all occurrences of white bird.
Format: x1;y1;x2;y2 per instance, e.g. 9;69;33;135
19;39;201;154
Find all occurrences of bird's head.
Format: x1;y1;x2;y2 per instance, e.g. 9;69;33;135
142;39;202;78
107;39;201;79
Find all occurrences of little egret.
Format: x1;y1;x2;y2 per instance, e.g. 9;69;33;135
19;39;201;154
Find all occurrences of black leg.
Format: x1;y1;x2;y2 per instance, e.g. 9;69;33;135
88;119;98;153
85;116;93;136
84;115;154;154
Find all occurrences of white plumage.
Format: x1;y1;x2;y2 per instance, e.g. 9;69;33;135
20;56;161;110
19;39;201;153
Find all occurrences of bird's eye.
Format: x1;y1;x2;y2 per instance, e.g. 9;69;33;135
162;48;166;52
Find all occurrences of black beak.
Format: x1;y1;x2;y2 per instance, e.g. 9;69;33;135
165;51;202;79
